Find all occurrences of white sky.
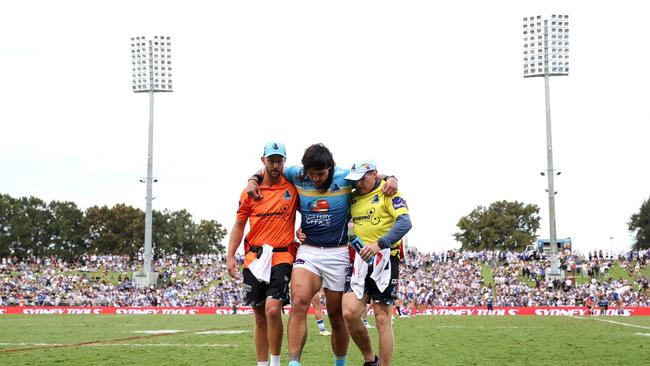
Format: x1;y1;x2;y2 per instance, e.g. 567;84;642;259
1;1;648;255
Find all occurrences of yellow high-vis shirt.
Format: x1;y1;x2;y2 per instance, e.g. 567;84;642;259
350;180;409;256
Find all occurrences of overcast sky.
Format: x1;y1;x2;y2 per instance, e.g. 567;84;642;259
1;1;648;255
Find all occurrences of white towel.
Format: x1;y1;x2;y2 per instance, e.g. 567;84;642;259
350;253;369;300
370;249;392;293
247;244;274;283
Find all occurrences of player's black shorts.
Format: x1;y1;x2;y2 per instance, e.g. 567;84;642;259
242;263;292;306
345;255;400;305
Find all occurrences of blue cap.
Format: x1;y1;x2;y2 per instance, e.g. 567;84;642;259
344;160;377;181
263;142;286;157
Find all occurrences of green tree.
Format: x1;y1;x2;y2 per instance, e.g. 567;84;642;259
7;196;52;258
83;204;144;257
629;197;650;250
165;209;197;255
454;200;541;251
195;219;227;254
153;210;226;255
0;194;16;257
1;193;228;259
47;200;85;260
152;209;173;255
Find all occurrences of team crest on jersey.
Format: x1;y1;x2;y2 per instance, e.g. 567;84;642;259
331;184;340;193
392;196;407;209
308;199;330;212
283;190;292;200
371;195;379;204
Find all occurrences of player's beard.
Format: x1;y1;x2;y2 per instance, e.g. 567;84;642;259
269;169;281;178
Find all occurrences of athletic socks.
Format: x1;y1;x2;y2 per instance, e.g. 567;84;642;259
317;319;326;331
334;354;347;366
257;362;268;366
269;355;281;366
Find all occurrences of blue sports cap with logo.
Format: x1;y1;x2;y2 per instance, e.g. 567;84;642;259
344;160;377;181
263;142;286;157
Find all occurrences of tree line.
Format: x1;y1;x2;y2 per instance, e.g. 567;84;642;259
2;191;649;259
0;193;227;260
454;197;650;251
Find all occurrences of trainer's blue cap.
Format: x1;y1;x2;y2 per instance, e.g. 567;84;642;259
345;160;377;181
263;142;286;157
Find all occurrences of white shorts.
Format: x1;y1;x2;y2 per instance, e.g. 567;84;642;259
294;244;350;292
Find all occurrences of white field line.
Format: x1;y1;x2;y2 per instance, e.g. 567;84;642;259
0;342;237;348
194;330;249;335
411;325;540;329
0;343;64;346
85;343;238;347
130;329;250;335
131;330;182;334
574;316;650;331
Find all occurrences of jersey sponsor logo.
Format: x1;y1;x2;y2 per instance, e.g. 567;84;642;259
392;196;407;210
353;207;380;225
371;195;379;204
254;204;291;221
283;190;292;200
308;199;330;212
305;214;332;226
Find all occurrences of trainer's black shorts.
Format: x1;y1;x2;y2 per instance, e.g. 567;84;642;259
344;255;400;305
242;263;292;306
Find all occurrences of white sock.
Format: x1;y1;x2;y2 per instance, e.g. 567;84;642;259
257;362;269;366
270;355;281;366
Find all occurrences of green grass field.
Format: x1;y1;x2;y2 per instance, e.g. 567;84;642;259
1;314;650;365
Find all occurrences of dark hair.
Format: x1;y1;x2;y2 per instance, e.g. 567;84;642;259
302;143;335;171
301;143;335;190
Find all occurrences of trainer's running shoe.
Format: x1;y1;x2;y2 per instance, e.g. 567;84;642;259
363;355;380;366
319;330;331;336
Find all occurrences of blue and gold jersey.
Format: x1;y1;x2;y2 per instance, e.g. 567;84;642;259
350;180;409;256
285;166;352;247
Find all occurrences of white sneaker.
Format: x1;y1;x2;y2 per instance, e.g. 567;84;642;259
365;323;375;329
319;330;331;336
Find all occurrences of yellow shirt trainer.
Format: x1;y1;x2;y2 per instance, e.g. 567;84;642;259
350;180;409;256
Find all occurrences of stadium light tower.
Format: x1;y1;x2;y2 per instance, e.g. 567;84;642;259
523;15;569;280
131;35;173;287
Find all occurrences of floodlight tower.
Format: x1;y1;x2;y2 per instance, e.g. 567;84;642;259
523;15;569;280
131;35;173;287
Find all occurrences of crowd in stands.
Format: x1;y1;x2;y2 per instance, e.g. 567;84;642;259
0;253;244;308
1;248;649;309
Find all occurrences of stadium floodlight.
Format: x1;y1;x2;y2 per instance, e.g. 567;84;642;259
523;15;568;280
130;35;173;288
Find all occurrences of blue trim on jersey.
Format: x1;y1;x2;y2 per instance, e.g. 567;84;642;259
285;166;352;247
